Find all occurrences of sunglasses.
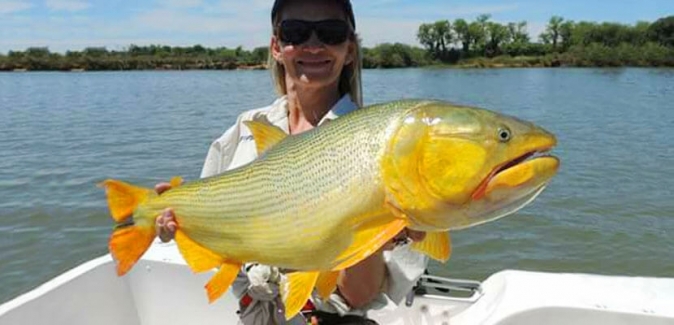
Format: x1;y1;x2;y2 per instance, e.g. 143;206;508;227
277;19;351;45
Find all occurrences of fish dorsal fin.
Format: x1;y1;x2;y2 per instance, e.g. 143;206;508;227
243;120;288;155
205;261;242;303
99;179;153;222
175;230;224;273
169;176;183;188
316;271;340;300
281;271;320;320
331;218;407;271
411;231;452;262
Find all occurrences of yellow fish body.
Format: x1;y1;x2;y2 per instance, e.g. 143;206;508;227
101;99;559;318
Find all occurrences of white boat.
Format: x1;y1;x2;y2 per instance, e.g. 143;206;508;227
2;241;674;325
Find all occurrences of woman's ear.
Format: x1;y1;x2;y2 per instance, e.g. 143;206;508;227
345;40;355;66
270;36;283;64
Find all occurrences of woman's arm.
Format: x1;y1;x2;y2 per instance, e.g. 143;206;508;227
336;229;426;309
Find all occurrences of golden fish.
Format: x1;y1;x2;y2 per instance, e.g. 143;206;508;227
100;99;559;319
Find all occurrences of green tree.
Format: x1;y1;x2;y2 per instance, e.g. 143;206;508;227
485;22;509;57
541;16;564;51
559;21;575;51
508;21;529;44
453;18;472;54
417;20;452;61
648;15;674;47
472;14;491;54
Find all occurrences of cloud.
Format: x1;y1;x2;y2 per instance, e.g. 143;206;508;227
164;0;204;8
0;0;32;14
45;0;90;12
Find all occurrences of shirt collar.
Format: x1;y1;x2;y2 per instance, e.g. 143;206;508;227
267;94;358;132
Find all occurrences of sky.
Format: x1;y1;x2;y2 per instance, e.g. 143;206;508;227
1;0;673;53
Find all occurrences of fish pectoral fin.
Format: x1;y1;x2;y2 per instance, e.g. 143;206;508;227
411;231;452;262
175;230;224;273
99;179;153;222
281;271;320;320
332;218;407;271
169;176;184;188
316;271;340;300
206;261;241;303
109;221;156;276
242;120;288;155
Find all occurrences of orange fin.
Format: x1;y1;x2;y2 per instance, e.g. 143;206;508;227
169;176;183;188
281;271;319;320
109;223;155;276
242;120;288;155
332;218;407;271
99;179;152;222
174;230;224;273
411;231;452;262
206;261;241;303
316;271;340;300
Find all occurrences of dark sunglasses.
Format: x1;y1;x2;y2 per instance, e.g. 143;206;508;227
277;19;351;45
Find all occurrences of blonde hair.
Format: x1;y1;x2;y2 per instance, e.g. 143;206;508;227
268;22;363;107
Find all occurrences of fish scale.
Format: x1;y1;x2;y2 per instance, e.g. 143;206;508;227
140;101;417;269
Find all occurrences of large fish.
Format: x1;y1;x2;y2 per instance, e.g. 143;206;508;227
101;99;559;318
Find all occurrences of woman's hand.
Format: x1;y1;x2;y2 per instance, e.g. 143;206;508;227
383;228;426;251
154;182;179;242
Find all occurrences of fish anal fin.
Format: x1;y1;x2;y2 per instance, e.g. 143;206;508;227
175;230;224;273
242;120;288;155
99;179;152;222
281;271;320;320
332;218;407;271
206;261;241;303
109;224;155;276
316;271;340;300
411;231;452;262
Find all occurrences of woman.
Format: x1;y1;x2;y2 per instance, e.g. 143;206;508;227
155;1;428;324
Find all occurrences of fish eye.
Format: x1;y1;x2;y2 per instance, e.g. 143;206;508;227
498;127;511;142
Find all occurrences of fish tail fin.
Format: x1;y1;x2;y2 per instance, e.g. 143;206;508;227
109;222;156;276
99;179;153;222
99;179;155;275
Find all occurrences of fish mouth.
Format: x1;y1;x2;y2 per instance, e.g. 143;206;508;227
471;146;556;200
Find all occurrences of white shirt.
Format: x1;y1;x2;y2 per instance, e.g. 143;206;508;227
200;95;428;322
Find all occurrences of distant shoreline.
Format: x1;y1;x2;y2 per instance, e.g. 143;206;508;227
3;58;672;72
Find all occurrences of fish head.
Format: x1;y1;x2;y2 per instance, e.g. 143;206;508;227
382;101;559;231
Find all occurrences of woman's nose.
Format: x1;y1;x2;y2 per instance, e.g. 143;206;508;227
302;32;325;52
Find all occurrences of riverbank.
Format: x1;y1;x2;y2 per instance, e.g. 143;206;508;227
3;57;673;72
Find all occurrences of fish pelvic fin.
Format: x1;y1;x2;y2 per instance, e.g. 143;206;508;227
281;271;320;320
242;120;288;155
316;271;340;300
99;179;153;222
332;218;407;271
109;219;155;276
206;261;242;303
411;231;452;262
